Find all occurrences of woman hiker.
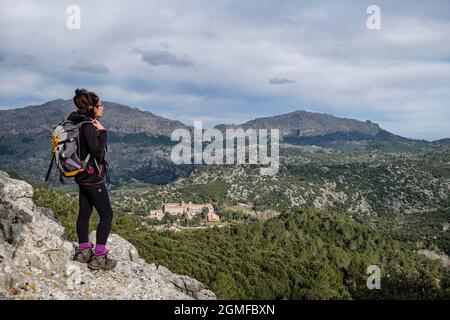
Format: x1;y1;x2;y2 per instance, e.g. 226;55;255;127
67;88;117;270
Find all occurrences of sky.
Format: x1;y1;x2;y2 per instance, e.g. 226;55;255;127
0;0;449;140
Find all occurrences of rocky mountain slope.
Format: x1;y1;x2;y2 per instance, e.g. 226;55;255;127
0;170;216;300
110;142;450;257
0;99;188;137
0;99;195;186
215;110;383;137
0;99;439;187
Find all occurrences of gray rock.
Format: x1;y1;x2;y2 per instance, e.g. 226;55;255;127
88;232;140;262
0;174;34;201
155;265;217;299
0;220;13;244
0;170;216;300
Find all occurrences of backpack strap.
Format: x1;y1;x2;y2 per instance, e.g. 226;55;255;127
44;153;67;183
59;172;66;184
82;153;91;168
104;159;111;187
77;120;93;127
93;157;101;173
44;155;54;182
77;120;94;167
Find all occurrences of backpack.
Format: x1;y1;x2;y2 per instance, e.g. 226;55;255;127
44;119;92;183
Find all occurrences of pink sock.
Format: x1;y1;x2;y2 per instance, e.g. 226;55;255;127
95;244;109;256
78;242;93;251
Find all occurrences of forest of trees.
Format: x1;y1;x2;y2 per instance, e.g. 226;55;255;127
33;187;450;300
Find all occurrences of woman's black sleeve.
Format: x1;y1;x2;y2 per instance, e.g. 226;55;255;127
83;124;107;161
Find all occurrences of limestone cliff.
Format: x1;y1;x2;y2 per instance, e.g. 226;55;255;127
0;170;216;300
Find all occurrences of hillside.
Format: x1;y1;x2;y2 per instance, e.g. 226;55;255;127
0;99;188;137
30;175;450;299
0;100;443;187
111;143;450;256
215;110;383;137
1;98;450;299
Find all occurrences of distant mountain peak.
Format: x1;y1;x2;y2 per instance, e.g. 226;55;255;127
0;99;188;137
215;109;382;137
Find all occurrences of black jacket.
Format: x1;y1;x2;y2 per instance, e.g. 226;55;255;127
67;111;108;185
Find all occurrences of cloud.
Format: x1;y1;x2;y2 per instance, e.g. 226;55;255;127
0;53;37;69
1;0;450;140
70;58;109;74
132;48;194;67
269;76;296;85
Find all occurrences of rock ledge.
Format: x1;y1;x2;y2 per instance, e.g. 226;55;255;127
0;170;216;300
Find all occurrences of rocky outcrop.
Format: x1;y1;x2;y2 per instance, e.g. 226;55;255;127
418;249;450;270
0;170;216;300
215;109;382;137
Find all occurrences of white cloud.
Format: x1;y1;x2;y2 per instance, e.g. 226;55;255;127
269;76;296;85
132;48;194;67
70;58;109;74
0;0;449;140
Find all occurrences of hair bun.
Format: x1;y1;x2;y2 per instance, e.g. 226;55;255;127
75;88;87;96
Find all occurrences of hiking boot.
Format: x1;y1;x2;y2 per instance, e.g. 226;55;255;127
73;247;93;263
88;253;117;270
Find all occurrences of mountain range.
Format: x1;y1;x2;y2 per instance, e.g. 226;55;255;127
0;99;448;187
0;99;188;137
1;99;449;300
215;109;382;137
1;98;443;143
1;100;395;139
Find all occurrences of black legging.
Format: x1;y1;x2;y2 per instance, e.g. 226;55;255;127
76;182;113;245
